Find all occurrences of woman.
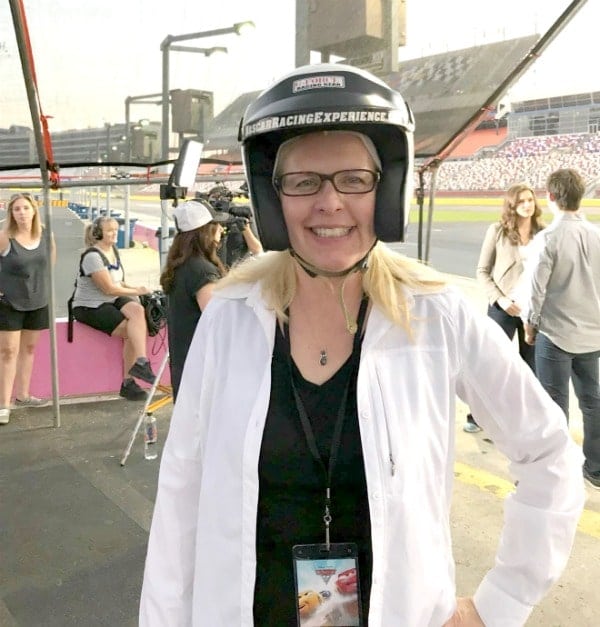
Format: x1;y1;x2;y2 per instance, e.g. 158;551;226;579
0;193;56;424
464;183;545;433
140;65;583;626
159;200;228;399
71;216;156;401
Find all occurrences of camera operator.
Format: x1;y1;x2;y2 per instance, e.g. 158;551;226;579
159;200;229;400
205;185;263;266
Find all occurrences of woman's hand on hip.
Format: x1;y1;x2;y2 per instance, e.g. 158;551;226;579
442;598;484;626
497;296;521;317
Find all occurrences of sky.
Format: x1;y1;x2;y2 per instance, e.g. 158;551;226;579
0;0;597;131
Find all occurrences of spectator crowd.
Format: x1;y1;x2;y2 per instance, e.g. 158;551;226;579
423;131;600;192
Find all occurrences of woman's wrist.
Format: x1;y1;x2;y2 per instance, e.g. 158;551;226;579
497;296;512;310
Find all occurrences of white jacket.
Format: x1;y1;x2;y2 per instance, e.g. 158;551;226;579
140;281;584;627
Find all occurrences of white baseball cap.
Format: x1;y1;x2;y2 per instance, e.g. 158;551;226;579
172;200;230;232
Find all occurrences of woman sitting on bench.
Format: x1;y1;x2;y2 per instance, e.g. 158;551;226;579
71;216;156;401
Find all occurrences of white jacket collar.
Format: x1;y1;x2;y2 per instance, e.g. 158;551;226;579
214;279;428;350
215;281;275;343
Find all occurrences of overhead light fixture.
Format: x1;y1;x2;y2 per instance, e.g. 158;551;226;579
205;46;228;56
233;21;255;36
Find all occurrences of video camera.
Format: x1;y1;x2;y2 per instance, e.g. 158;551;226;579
194;184;252;234
194;183;256;266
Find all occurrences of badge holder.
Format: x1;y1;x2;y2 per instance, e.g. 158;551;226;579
293;542;363;626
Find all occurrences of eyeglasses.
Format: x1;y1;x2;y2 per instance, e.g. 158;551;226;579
273;169;380;197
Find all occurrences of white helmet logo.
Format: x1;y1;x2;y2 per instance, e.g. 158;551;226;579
292;75;345;93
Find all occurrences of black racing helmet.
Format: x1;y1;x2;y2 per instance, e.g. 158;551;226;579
238;63;415;251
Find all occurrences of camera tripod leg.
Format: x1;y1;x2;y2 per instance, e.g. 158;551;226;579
120;350;171;466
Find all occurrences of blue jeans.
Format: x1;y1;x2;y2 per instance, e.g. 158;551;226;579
535;332;600;473
487;303;535;372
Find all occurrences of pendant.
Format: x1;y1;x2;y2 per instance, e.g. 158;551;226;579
319;350;328;366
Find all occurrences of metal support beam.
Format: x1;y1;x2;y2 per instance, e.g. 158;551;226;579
159;22;254;161
383;0;400;74
161;45;170;161
295;0;310;67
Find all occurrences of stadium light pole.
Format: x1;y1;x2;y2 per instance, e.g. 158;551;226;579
160;21;255;161
124;93;162;161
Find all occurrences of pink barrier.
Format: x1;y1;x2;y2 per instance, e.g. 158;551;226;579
133;222;159;251
30;319;169;399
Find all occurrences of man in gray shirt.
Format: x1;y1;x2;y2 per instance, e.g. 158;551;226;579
525;168;600;489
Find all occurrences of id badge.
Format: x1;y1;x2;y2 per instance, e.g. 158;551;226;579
292;543;363;626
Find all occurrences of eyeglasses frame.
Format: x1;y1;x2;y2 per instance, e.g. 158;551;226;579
273;169;381;197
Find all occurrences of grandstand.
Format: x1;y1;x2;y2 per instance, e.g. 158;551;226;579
200;36;539;162
387;35;539;157
434;92;600;194
1;37;599;195
433;145;600;193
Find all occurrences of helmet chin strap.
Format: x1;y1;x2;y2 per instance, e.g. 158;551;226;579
289;239;378;279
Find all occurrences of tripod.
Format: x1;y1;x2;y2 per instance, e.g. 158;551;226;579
120;350;172;466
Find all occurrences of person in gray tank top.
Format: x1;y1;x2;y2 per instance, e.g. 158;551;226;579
0;193;56;424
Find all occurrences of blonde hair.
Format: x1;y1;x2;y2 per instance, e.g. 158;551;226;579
7;193;42;239
274;130;382;178
84;217;118;247
216;243;445;333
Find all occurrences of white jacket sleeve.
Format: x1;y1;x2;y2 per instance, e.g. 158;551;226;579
453;297;585;626
139;305;218;626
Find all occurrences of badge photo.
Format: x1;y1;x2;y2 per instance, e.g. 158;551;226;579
292;543;363;626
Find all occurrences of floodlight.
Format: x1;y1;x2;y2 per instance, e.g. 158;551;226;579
234;21;255;36
169;138;203;189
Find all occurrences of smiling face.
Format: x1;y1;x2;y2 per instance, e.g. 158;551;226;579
99;219;119;244
277;132;378;273
297;590;322;617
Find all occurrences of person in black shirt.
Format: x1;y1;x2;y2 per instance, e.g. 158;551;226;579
160;200;229;399
0;193;56;423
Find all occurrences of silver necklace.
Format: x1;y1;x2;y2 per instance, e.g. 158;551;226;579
319;349;328;366
313;282;361;367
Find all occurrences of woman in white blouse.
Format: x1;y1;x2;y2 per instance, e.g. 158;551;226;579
464;183;545;432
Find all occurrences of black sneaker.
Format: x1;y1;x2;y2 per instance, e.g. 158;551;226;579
120;378;148;401
583;466;600;490
128;358;156;385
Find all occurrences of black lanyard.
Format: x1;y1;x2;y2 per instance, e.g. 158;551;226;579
283;297;368;548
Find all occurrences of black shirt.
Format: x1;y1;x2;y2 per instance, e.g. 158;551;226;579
166;256;220;398
0;237;49;310
254;323;372;625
